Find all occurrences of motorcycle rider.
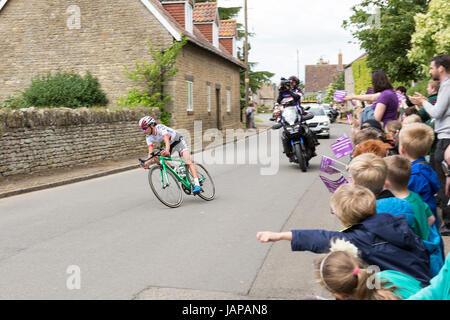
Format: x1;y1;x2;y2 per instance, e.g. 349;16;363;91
277;76;318;161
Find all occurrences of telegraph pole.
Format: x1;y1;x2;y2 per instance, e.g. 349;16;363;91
244;0;249;111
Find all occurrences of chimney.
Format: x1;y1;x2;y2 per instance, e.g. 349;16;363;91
193;2;220;48
160;0;194;33
338;51;343;70
219;20;237;57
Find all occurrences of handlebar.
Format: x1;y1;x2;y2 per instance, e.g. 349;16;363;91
139;147;165;166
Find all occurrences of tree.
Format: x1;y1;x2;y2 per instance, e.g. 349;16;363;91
408;0;450;76
323;72;345;103
119;37;187;125
343;0;430;82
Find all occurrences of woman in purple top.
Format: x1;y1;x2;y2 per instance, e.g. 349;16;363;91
344;70;399;127
371;70;399;126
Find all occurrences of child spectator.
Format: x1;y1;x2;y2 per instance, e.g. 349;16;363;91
348;153;414;226
352;139;390;158
404;107;420;117
385;120;402;142
315;239;423;300
398;123;440;220
415;80;439;124
402;114;422;126
384;155;444;277
352;129;381;146
256;184;431;286
384;155;435;240
385;120;402;155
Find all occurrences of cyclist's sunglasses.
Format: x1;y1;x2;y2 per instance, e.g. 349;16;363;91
142;126;149;131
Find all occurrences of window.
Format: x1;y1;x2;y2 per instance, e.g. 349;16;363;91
207;83;211;113
226;88;231;112
186;80;194;112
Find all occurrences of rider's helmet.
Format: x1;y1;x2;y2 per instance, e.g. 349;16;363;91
139;116;156;128
289;76;300;87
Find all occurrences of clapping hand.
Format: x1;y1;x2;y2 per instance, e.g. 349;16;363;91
409;92;427;106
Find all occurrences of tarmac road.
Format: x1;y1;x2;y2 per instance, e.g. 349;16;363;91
0;121;351;299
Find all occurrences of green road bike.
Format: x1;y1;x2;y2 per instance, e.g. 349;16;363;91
139;148;216;208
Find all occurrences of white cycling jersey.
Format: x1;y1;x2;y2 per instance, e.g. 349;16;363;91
145;124;178;148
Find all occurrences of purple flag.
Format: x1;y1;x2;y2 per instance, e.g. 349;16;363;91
331;135;354;159
346;113;353;123
334;90;347;102
320;156;341;175
320;175;349;193
396;91;405;107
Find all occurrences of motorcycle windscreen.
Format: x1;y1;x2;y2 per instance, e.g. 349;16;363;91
281;107;298;125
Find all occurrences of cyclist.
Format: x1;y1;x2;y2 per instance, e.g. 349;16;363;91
139;116;203;194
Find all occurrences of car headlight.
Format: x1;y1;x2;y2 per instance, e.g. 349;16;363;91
320;122;329;126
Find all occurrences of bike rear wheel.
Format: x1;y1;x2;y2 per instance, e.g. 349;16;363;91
148;165;183;208
187;163;216;201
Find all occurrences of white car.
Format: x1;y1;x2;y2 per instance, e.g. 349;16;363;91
305;107;330;138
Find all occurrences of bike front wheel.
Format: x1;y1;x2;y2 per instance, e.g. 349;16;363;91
148;165;183;208
294;143;307;172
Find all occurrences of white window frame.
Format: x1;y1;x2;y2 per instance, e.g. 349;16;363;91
186;80;194;112
226;88;231;112
207;83;211;113
185;2;193;34
212;22;219;49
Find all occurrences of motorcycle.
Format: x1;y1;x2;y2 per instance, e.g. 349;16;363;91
272;104;315;172
328;107;338;123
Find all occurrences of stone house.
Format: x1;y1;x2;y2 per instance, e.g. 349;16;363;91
344;53;369;109
251;84;276;109
0;0;245;138
304;52;345;99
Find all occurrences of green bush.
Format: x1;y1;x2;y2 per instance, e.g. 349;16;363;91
21;71;108;108
352;56;372;95
0;94;29;109
406;78;430;96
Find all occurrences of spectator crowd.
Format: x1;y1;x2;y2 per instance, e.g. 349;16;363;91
257;54;450;300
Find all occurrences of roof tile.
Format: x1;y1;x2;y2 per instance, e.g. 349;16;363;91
193;2;217;23
219;20;237;37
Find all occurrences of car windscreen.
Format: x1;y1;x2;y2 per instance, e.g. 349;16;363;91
309;108;326;116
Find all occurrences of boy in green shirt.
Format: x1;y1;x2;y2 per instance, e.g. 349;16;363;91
384;155;435;240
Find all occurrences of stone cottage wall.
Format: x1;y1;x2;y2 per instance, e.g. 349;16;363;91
0;107;160;177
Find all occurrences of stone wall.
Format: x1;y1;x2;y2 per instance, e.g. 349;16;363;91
0;0;173;104
0;107;160;177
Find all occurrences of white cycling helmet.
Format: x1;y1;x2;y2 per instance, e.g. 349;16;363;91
139;116;156;128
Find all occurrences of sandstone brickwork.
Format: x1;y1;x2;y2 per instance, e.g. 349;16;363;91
0;107;160;177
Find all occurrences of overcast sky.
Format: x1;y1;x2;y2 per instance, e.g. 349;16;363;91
217;0;366;84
